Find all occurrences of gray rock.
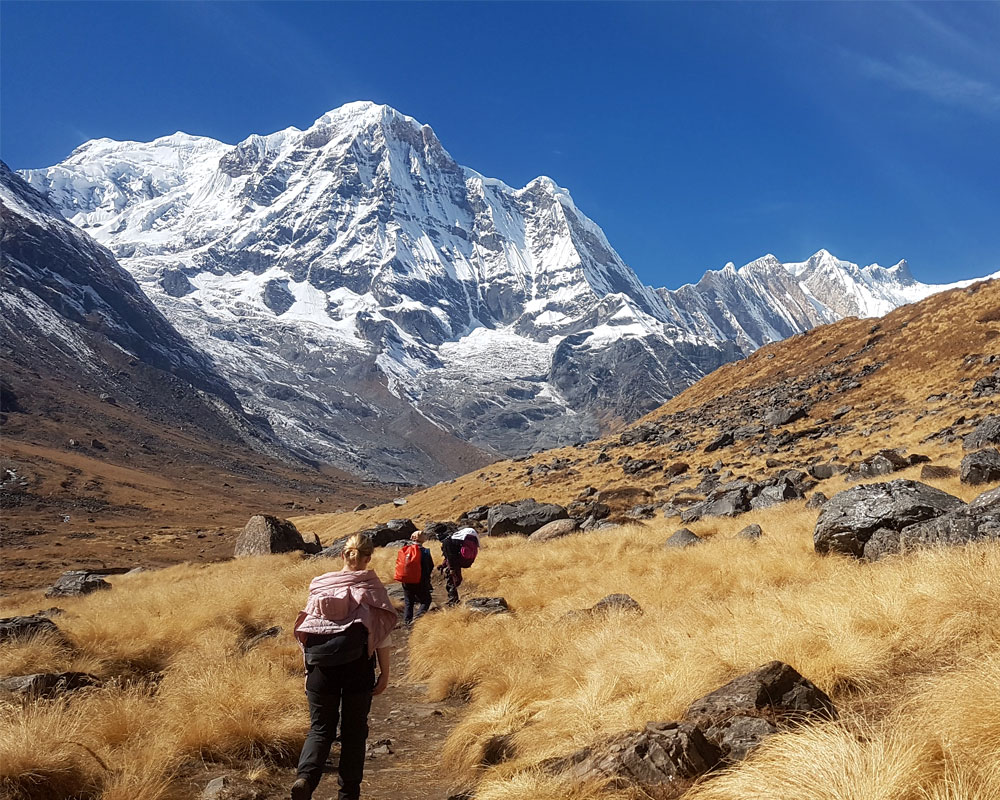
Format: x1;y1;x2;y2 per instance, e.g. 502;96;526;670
320;518;418;557
528;518;579;542
0;671;99;697
864;485;1000;560
750;477;803;510
45;570;112;598
854;449;910;479
487;499;568;536
764;406;808;427
465;597;510;615
665;528;701;548
0;613;63;643
814;480;964;558
543;721;721;790
234;515;320;557
960;448;1000;485
736;524;763;540
805;491;828;509
705;431;734;453
239;625;282;653
963;415;1000;451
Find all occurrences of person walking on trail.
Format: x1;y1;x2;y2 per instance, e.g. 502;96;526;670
438;527;479;606
291;533;398;800
399;531;434;624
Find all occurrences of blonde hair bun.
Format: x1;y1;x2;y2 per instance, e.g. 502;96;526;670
342;532;375;568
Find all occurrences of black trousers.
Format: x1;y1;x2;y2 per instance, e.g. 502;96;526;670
402;583;432;623
444;561;463;605
297;655;376;799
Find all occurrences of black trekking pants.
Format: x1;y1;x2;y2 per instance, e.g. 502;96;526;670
297;656;375;799
402;583;432;624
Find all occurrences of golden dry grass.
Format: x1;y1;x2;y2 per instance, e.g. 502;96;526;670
406;497;1000;799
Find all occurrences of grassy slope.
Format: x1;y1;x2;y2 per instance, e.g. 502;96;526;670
1;279;998;800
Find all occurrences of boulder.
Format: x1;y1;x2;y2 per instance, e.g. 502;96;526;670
805;491;829;509
665;529;701;549
319;518;418;557
764;406;808;427
814;480;965;558
685;660;836;762
705;431;734;453
963;415;1000;451
854;449;910;479
234;515;321;557
45;570;113;598
423;520;461;540
459;505;490;522
736;524;763;541
565;500;611;522
543;721;721;791
487;499;568;537
960;448;1000;485
663;462;690;478
863;486;1000;561
750;477;803;510
0;672;99;697
0;613;63;643
465;597;510;615
589;593;643;614
528;518;579;542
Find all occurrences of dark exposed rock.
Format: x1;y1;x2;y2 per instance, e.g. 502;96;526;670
805;491;829;509
814;480;965;558
705;431;734;453
459;505;490;522
626;504;659;520
239;625;282;653
234;515;321;557
487;499;569;536
663;462;689;478
622;457;660;476
566;500;611;522
543;721;721;792
160;268;194;298
665;528;701;548
764;406;808;427
750;477;804;511
853;449;911;479
808;463;847;480
465;597;510;615
0;613;64;643
423;520;461;540
960;449;1000;485
590;593;643;614
864;486;1000;560
0;672;100;698
320;518;419;557
45;570;113;598
964;416;1000;451
686;661;836;762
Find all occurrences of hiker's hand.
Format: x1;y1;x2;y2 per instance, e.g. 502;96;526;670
373;671;389;696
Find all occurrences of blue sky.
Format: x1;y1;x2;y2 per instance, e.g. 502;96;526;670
3;1;998;288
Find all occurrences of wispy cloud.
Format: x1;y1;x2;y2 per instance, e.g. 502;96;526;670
854;53;1000;118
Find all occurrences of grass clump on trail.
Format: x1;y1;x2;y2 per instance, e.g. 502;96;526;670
407;494;1000;800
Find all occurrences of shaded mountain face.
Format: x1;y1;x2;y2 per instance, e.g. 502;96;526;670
21;102;992;482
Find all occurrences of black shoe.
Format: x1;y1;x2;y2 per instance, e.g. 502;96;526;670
290;777;312;800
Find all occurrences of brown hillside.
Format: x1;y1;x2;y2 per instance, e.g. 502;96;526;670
297;278;999;542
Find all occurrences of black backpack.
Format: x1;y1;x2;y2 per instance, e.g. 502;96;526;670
303;623;368;666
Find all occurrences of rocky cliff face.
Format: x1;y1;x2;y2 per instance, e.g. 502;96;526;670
22;102;992;482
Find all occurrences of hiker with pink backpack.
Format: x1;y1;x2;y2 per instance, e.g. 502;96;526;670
394;532;434;624
438;527;479;606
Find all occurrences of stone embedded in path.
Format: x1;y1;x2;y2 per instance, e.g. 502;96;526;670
234;515;321;557
814;479;965;558
486;499;568;536
864;485;1000;561
465;597;510;615
528;518;579;542
960;448;1000;485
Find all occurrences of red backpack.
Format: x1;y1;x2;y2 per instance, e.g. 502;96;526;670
394;543;422;584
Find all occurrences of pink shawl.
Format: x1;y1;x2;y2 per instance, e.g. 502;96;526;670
293;569;398;656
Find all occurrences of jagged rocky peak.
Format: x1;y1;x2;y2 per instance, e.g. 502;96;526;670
19;103;994;483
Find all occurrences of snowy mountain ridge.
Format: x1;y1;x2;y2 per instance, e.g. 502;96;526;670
21;102;997;482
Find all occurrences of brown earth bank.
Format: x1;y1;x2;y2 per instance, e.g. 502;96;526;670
0;358;405;593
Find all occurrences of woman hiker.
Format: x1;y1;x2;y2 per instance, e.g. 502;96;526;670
291;533;398;800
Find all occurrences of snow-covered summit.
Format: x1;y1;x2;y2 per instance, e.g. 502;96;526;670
21;103;997;481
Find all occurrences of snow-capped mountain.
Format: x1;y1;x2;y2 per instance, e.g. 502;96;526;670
21;102;996;482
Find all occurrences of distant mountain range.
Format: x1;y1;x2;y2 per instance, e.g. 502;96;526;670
18;102;997;482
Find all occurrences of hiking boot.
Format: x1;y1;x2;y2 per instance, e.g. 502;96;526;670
290;778;312;800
